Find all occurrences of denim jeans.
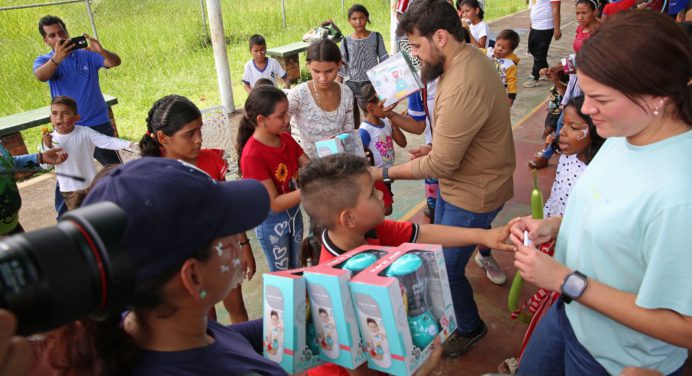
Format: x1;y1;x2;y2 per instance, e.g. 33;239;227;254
434;193;502;333
541;111;564;160
256;205;303;272
518;300;685;376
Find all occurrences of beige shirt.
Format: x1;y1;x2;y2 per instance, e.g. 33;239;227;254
411;44;515;213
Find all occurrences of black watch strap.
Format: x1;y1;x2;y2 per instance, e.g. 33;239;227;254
561;270;587;304
382;167;392;183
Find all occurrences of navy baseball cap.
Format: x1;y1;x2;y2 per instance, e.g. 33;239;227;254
83;157;269;283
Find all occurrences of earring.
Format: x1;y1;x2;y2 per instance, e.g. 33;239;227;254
199;289;207;299
653;99;664;116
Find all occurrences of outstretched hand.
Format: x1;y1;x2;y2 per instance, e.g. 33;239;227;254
509;216;560;246
41;148;68;165
478;223;517;252
409;144;432;160
83;34;104;53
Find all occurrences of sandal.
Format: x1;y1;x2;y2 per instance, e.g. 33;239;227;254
498;357;519;375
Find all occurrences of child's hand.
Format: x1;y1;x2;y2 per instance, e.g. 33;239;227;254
413;337;442;376
242;243;256;281
41;128;53;148
378;100;398;118
539;68;550;77
409;144;432;160
545;134;555;145
479;225;516;252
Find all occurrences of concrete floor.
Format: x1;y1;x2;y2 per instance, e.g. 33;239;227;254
14;4;691;375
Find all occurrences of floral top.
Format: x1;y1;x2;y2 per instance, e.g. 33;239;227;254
288;82;354;159
543;154;587;218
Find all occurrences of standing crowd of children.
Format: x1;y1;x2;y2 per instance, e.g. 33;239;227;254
5;2;691;376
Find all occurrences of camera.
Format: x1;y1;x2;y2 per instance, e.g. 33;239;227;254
69;35;88;49
0;202;134;336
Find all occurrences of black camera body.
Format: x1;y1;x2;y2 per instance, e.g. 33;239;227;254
0;202;133;336
69;35;88;49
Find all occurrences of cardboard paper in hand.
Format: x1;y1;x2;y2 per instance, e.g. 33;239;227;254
366;52;423;107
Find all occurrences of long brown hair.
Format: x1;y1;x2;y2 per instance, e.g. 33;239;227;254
576;11;692;125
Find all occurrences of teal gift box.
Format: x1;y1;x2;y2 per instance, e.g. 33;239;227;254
349;243;457;376
303;245;390;369
263;268;323;374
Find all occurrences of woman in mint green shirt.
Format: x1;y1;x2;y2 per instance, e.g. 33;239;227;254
509;11;692;376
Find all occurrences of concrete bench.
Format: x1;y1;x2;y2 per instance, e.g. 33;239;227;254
0;95;118;156
266;41;311;83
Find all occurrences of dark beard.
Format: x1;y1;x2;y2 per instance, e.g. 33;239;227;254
421;56;445;82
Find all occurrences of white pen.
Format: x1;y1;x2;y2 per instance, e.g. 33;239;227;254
523;230;532;247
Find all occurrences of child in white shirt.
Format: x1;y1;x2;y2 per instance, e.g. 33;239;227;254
458;0;491;48
357;84;406;215
42;96;132;210
242;34;288;93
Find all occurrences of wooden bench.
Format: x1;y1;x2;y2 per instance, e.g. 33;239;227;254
0;95;118;156
266;41;311;83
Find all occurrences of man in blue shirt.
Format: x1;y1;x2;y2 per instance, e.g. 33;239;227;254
33;15;122;215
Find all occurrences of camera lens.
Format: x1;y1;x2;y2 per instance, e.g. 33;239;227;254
0;202;134;336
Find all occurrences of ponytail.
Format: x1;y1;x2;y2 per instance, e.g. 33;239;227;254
140;95;202;157
235;86;289;177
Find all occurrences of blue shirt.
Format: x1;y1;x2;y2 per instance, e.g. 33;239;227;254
33;49;110;127
556;131;692;374
134;319;288;376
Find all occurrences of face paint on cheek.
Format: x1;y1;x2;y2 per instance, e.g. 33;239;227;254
576;128;590;140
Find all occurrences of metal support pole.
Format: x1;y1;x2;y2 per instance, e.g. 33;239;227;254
341;0;345;13
84;0;99;40
206;0;235;114
281;0;287;28
199;0;210;41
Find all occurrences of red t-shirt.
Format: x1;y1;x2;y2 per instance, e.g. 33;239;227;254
240;132;304;193
196;148;228;181
310;220;419;376
572;25;591;54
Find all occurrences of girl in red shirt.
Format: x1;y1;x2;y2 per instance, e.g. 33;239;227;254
237;86;310;271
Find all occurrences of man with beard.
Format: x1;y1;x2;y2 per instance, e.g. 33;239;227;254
371;0;515;358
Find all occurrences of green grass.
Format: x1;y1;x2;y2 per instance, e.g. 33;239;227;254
1;0;523;152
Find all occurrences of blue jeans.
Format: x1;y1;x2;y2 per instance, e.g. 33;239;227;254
256;205;303;272
541;111;565;160
434;193;502;333
518;300;684;376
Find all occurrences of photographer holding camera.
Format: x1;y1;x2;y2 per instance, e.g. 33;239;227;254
33;15;122;217
19;157;288;375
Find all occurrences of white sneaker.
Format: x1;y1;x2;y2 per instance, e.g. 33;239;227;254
474;251;507;285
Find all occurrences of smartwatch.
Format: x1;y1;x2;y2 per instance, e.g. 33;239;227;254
560;270;587;304
382;167;393;184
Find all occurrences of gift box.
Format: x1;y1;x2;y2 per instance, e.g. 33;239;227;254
315;130;365;158
263;268;323;374
349;243;457;376
303;246;390;368
366;52;423;107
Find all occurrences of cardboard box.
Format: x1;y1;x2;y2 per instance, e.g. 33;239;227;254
366;52;423;107
315;130;365;158
349;243;457;376
303;246;390;368
263;268;323;374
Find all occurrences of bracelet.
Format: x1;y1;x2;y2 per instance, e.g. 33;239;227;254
239;240;251;246
50;57;59;66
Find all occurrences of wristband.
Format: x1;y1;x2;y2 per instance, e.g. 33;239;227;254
50;57;59;66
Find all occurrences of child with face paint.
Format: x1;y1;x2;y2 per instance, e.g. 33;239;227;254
139;94;254;324
543;95;605;218
42;158;287;375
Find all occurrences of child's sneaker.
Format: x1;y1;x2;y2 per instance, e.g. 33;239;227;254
522;78;540;88
474;251;507;285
